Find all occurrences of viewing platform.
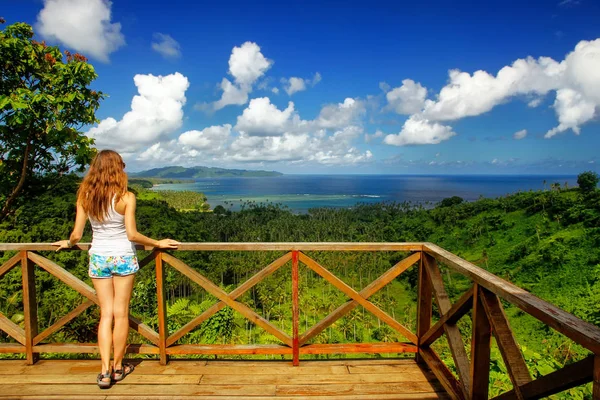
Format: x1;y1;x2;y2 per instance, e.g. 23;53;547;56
1;242;600;399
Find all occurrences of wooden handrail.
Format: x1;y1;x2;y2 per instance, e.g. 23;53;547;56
1;242;600;399
0;242;423;251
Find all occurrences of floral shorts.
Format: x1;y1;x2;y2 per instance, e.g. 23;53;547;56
89;254;139;279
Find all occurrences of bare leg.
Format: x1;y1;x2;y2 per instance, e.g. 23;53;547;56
112;274;135;371
92;278;114;381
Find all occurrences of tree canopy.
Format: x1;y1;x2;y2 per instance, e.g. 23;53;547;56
0;21;104;220
577;171;599;193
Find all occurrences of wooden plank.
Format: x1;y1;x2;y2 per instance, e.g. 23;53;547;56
347;363;437;374
424;243;600;354
416;252;432;364
299;253;418;344
470;285;492;399
206;359;416;367
0;252;21;278
21;251;38;364
0;343;25;353
167;344;292;355
33;299;94;345
0;312;26;345
127;315;160;346
0;374;201;384
292;250;300;366
275;382;443;396
300;252;420;346
162;252;292;346
480;287;531;396
493;355;593;400
138;250;156;269
0;384;277;397
27;252;98;303
200;371;433;385
300;342;417;354
155;251;168;365
0;242;424;252
421;286;474;347
166;252;291;346
13;396;448;400
423;253;470;397
594;355;600;400
32;343;159;354
419;348;466;400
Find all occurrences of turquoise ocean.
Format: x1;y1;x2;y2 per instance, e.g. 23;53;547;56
151;175;578;213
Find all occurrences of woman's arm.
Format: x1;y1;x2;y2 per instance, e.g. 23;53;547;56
123;192;179;249
52;201;88;251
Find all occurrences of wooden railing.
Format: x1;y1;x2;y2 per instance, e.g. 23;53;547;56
1;242;600;399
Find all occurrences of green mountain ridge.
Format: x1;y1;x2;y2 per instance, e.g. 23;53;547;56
132;166;283;178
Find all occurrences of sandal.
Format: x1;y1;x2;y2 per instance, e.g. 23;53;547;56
97;371;112;389
112;363;134;382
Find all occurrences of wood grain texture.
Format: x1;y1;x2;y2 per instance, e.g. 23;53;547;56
33;300;94;345
167;252;291;346
0;358;447;399
480;287;531;396
423;254;470;397
424;243;600;354
155;251;169;365
21;251;38;364
300;252;420;346
0;253;21;278
0;242;424;251
420;286;473;347
162;252;292;346
418;348;465;400
493;355;593;400
0;312;26;345
299;253;418;344
470;285;491;400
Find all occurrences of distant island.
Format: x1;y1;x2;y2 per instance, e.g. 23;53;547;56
131;166;283;179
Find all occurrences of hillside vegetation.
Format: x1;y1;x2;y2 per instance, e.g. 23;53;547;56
0;174;599;398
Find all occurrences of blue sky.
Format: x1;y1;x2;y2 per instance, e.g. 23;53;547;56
4;0;600;174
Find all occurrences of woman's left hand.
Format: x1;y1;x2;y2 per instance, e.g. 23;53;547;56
52;240;71;252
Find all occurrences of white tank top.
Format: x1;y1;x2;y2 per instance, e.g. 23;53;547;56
89;197;136;256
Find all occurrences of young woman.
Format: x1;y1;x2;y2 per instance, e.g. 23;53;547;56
53;150;179;388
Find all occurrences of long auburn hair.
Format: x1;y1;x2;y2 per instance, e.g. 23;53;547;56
77;150;128;222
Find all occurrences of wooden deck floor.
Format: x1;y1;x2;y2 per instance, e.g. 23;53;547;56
0;358;448;399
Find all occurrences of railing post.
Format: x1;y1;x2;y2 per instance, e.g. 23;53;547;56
21;250;38;364
416;250;431;364
594;355;600;399
471;284;492;399
155;250;169;365
292;250;300;366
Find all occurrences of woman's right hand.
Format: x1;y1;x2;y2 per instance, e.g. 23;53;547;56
157;239;180;249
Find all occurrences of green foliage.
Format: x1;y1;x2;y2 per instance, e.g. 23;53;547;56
439;196;464;207
578;171;599;193
0;21;104;220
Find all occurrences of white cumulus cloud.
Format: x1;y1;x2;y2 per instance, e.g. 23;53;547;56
178;124;232;153
36;0;125;62
384;116;456;146
87;72;189;152
234;98;302;136
386;79;428;115
152;33;181;59
281;72;322;96
315;98;366;129
212;42;272;110
383;37;600;146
